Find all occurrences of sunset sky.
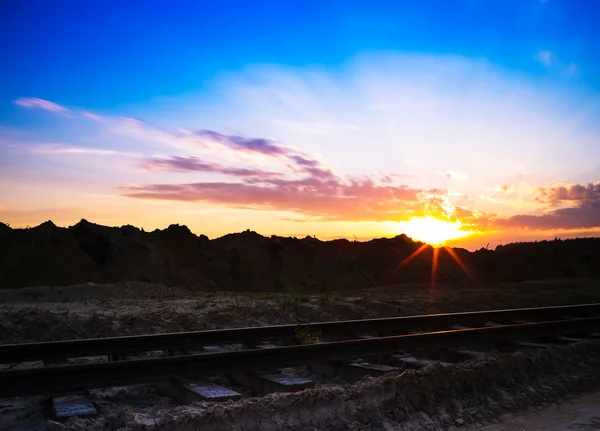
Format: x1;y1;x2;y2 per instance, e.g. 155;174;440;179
1;0;599;249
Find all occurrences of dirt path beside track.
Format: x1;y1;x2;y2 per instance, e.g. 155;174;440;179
462;391;600;431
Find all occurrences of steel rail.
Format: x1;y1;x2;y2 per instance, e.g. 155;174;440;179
1;303;599;363
2;316;600;398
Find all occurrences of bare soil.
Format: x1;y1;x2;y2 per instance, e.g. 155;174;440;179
1;278;599;344
463;391;600;431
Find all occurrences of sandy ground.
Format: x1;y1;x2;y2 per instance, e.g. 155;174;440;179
463;392;600;431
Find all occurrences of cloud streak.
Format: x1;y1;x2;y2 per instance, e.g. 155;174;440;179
14;97;71;115
10;142;141;158
141;156;283;178
194;130;289;157
534;50;579;77
120;179;428;222
440;170;468;181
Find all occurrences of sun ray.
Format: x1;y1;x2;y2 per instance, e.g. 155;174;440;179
443;246;480;287
380;243;429;283
429;247;440;311
394;243;429;271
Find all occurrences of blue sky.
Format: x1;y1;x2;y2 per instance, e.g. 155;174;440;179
2;0;599;110
1;0;600;248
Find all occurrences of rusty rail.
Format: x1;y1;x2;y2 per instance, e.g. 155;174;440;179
2;303;600;363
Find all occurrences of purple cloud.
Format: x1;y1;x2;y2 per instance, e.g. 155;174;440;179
126;129;449;222
194;130;289;156
141;156;282;179
145;130;339;182
289;155;320;167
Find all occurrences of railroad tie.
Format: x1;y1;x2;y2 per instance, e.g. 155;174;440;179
552;336;588;343
391;354;448;369
158;379;242;404
42;358;99;422
513;341;550;349
230;372;315;394
52;392;97;423
341;362;401;382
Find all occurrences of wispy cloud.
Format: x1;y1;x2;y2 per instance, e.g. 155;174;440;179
81;111;104;122
440;170;468;181
535;50;553;67
534;50;579;77
14;97;71;115
120;116;146;126
24;142;140;157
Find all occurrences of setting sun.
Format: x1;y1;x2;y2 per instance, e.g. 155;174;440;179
397;216;473;246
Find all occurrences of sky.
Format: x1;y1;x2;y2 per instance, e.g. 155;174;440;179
1;0;600;250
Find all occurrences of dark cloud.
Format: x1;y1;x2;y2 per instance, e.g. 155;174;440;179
536;182;600;206
496;202;600;230
486;182;600;231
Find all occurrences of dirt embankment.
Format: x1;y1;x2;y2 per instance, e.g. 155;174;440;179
1;220;599;291
42;340;600;430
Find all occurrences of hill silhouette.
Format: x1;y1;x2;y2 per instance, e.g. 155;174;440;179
1;220;599;290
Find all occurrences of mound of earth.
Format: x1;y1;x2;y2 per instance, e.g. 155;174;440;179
38;341;600;430
1;219;599;291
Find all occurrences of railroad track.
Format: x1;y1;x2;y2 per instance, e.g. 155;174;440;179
1;303;600;421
